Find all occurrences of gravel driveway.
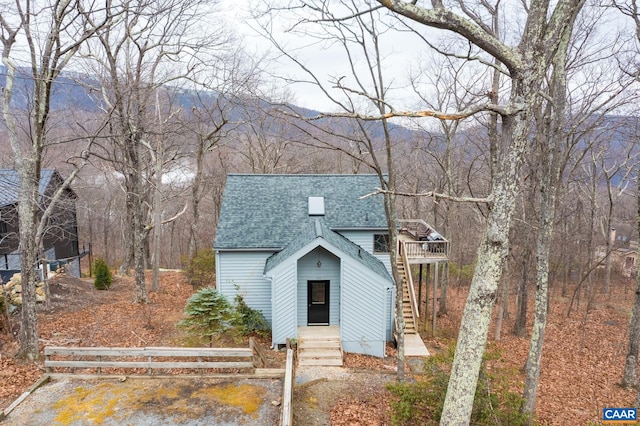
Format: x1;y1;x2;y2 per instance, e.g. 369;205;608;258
1;377;282;426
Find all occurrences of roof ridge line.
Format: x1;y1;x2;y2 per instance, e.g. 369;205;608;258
314;219;323;238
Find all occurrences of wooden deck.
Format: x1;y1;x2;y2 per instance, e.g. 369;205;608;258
399;219;450;264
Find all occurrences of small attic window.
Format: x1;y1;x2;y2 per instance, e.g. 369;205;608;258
308;196;325;216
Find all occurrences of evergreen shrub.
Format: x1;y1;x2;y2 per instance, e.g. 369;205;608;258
93;258;113;290
178;287;234;346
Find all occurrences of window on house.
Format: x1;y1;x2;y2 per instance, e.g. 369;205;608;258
0;222;7;235
374;234;390;253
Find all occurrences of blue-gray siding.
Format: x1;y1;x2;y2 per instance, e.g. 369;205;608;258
338;230;392;275
271;263;297;344
216;251;274;323
296;247;340;326
340;261;387;357
386;286;395;340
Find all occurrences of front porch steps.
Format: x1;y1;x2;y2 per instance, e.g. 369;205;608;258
297;326;343;366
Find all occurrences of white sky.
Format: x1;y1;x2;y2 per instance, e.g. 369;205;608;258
218;0;429;113
217;1;633;117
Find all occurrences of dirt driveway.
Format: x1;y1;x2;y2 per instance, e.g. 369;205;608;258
1;376;282;426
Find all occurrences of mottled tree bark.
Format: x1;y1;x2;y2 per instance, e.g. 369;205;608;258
521;22;571;416
1;1;106;359
622;168;640;388
372;2;585;422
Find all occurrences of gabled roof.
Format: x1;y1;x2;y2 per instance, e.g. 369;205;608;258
264;219;392;281
0;169;59;207
214;174;388;250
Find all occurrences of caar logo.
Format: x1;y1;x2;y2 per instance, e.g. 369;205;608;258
603;408;638;423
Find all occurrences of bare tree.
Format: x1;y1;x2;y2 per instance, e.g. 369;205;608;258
0;0;108;359
613;0;640;391
368;2;586;422
83;0;230;302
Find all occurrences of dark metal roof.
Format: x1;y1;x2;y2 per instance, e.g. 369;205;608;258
0;169;57;207
214;174;388;250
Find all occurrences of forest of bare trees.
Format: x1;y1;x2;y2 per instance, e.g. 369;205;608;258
3;0;640;423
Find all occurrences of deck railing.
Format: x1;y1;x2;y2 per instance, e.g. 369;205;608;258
402;240;449;258
399;241;419;326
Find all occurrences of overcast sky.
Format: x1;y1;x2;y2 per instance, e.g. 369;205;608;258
217;1;634;118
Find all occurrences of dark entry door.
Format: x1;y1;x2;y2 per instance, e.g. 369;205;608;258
307;280;330;325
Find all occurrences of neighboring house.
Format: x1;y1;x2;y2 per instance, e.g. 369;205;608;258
0;169;81;279
214;174;448;362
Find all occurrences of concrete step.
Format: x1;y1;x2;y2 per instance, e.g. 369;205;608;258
299;339;341;349
299;348;342;357
298;357;343;366
299;335;340;342
298;347;343;367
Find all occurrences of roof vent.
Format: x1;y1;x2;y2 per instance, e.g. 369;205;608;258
308;196;325;216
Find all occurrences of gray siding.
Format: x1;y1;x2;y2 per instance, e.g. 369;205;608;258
340;259;387;357
386;287;395;340
297;247;340;326
271;263;297;345
216;251;274;323
338;230;392;275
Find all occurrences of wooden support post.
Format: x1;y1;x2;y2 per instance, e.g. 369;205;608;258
425;264;431;327
418;264;423;316
432;262;438;337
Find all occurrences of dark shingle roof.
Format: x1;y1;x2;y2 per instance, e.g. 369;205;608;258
0;169;56;207
264;219;392;281
214;174;388;249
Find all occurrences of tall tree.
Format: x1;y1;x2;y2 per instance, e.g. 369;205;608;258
614;0;640;390
84;0;229;302
0;0;108;359
371;2;585;422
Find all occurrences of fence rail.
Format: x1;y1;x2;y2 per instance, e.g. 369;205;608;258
280;348;295;426
44;345;255;376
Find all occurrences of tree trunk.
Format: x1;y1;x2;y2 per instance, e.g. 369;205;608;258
439;262;448;316
16;168;41;360
494;266;509;341
441;106;531;422
622;167;640;388
521;166;558;417
514;247;530;337
151;140;164;293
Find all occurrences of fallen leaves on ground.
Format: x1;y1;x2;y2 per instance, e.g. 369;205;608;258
1;273;638;426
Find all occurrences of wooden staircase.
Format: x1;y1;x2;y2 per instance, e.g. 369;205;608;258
397;257;417;335
297;326;343;366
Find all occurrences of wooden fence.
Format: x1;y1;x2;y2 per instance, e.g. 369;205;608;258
280;348;295;426
44;344;255;377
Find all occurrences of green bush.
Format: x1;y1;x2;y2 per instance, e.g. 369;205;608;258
232;294;270;337
178;287;234;346
387;345;529;425
183;248;216;288
93;258;113;290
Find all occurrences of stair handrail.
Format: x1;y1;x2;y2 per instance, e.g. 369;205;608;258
399;241;419;323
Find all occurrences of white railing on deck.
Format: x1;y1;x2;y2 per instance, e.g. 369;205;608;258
403;240;449;259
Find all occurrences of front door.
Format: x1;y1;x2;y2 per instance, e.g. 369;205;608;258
307;280;330;325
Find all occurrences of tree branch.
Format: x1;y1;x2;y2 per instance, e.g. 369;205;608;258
359;187;491;204
293;101;522;121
